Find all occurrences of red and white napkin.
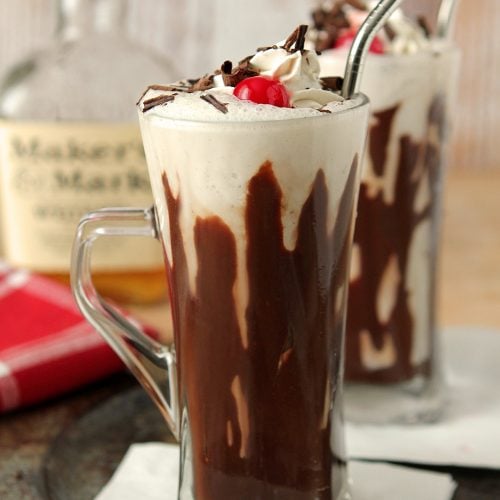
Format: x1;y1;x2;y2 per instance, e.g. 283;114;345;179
0;261;156;413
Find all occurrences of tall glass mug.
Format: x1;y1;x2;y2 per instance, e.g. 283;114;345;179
72;95;369;498
321;43;459;423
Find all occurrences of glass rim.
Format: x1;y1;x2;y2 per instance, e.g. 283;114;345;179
138;92;369;128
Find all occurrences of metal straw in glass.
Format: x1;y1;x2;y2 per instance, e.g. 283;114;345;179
342;0;402;99
342;0;460;99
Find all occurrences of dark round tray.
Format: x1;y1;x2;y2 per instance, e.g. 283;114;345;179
40;387;173;500
40;386;500;500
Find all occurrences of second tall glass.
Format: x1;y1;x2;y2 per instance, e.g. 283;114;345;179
321;29;459;424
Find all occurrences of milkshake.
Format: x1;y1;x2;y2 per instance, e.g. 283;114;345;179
310;1;459;422
138;27;369;499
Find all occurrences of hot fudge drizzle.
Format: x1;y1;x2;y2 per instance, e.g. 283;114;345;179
162;156;358;499
346;95;447;383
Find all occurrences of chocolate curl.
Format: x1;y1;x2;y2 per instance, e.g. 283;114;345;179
283;25;309;52
190;74;215;92
200;94;228;114
142;94;176;112
221;58;259;87
221;60;233;74
417;16;431;38
294;25;309;51
136;84;184;105
383;23;397;41
320;76;344;92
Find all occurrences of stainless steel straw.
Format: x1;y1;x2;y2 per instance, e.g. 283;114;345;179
342;0;403;99
341;0;460;98
437;0;460;39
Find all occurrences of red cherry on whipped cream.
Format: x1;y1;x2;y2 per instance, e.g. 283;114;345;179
335;29;385;54
233;76;291;108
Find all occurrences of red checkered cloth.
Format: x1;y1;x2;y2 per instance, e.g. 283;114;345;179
0;261;156;413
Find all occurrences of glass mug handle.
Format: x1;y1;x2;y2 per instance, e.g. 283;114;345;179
71;206;180;440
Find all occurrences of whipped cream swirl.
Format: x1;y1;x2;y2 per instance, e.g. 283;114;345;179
249;46;342;108
209;33;344;110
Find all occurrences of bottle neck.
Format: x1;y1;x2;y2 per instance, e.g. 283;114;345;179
57;0;127;40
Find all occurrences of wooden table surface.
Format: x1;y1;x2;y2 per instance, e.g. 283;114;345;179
440;169;500;329
0;168;499;499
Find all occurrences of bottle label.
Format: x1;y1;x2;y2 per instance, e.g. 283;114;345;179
0;121;163;272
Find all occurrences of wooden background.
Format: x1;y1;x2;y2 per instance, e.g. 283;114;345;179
0;0;499;171
404;0;500;173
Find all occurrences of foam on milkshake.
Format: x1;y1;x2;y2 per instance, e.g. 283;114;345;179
140;88;360;122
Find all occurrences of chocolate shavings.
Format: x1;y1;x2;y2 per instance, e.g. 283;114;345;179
200;94;228;114
417;16;431;38
222;67;259;87
190;74;216;92
142;94;176;113
137;84;188;105
221;60;233;74
294;25;308;52
283;25;309;52
320;76;344;92
383;23;397;41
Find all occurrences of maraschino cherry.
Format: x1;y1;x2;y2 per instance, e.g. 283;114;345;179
335;29;385;54
234;76;291;108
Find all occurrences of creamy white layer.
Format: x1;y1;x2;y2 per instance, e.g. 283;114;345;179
320;43;459;370
139;95;369;350
140;88;351;122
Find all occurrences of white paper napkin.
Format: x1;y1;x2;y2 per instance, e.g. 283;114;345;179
346;327;500;468
349;462;456;500
96;442;456;500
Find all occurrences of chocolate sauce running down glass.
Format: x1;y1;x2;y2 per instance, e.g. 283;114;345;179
164;164;353;499
138;95;369;499
321;46;460;424
347;96;446;384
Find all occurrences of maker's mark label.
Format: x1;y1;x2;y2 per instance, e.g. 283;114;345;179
0;121;162;272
